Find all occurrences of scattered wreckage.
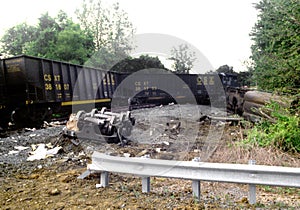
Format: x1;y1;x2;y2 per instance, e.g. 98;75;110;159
62;91;295;147
63;107;135;145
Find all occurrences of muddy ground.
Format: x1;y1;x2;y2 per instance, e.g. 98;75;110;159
0;104;299;209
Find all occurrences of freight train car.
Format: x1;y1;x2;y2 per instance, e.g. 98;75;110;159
0;55;117;128
0;55;241;129
120;72;229;109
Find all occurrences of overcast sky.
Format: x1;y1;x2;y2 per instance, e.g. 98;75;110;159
0;0;259;72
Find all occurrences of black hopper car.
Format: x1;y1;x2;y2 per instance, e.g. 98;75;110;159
0;55;240;128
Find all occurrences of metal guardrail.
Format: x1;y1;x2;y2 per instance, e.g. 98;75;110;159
81;152;300;204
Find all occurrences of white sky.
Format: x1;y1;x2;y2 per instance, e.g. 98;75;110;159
0;0;259;72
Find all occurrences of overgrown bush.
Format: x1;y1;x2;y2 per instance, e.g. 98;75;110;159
244;101;300;153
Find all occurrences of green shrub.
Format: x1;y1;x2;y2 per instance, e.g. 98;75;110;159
244;101;300;153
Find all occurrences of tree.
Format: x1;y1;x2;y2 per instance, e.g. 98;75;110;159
76;0;135;69
0;23;37;56
0;11;93;64
238;71;253;87
169;44;196;74
54;23;94;64
23;11;94;64
24;12;58;58
110;55;167;73
250;0;300;93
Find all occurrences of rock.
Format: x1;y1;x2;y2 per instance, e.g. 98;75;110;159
163;141;170;146
58;175;73;183
123;153;131;157
48;188;61;196
8;150;19;155
136;149;148;157
155;148;161;153
29;174;40;179
239;197;249;204
14;146;29;151
155;153;175;160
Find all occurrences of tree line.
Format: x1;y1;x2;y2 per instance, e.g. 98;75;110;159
0;0;197;74
0;1;133;68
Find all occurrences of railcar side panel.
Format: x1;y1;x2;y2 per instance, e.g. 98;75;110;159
176;74;198;104
69;65;80;101
102;72;109;98
69;65;77;101
95;70;104;99
41;59;56;102
4;57;28;108
60;64;72;101
4;57;26;85
24;57;43;102
51;61;63;102
89;68;98;99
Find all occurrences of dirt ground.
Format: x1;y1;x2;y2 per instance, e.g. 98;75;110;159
0;104;299;209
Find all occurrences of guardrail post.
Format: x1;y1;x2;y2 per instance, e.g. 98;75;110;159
192;157;201;200
192;180;201;200
248;160;256;204
101;171;109;187
142;176;150;193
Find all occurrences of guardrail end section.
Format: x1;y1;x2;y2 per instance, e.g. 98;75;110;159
77;169;91;179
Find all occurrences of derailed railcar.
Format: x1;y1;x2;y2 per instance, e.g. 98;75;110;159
116;72;226;108
116;71;198;107
126;73;228;108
